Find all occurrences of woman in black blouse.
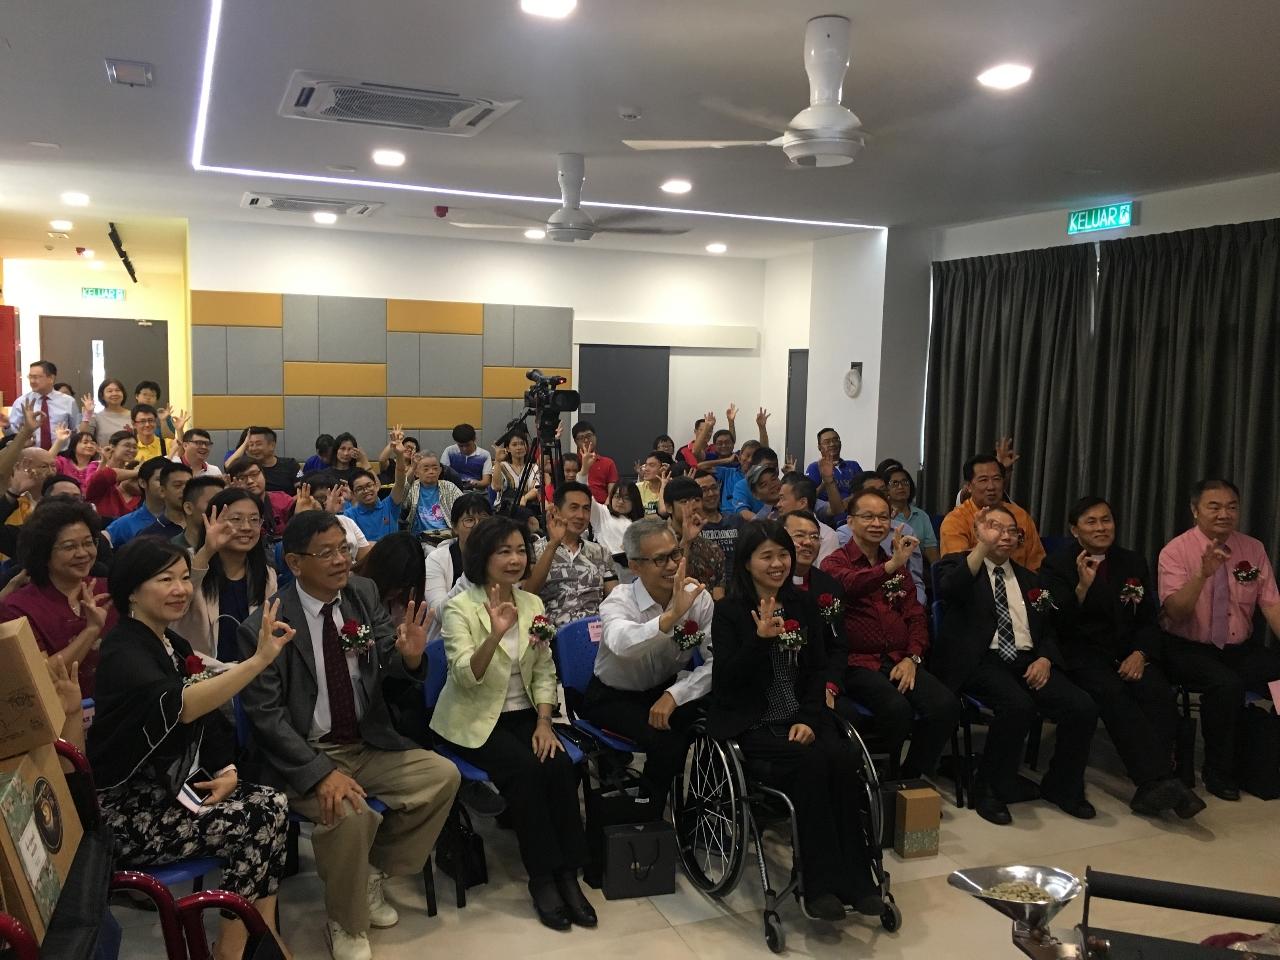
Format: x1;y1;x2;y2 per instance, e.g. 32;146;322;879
710;520;880;922
87;538;296;960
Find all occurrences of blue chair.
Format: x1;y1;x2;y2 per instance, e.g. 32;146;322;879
553;616;642;754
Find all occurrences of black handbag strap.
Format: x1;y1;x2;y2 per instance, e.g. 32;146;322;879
627;838;660;880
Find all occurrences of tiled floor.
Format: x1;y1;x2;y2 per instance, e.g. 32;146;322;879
117;738;1280;959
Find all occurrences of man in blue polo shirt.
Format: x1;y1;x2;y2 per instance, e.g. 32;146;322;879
105;458;191;547
805;427;862;524
440;423;492;492
343;444;410;542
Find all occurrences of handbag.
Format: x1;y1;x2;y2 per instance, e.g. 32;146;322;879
583;776;653;889
602;821;676;900
1235;703;1280;800
434;805;489;889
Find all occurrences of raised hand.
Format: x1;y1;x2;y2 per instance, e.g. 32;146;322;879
484;583;519;637
726;403;738;423
974;508;1004;548
294;482;319;513
682;505;707;542
890;528;920;565
80;393;96;416
669;558;705;618
783;453;797;474
22;403;44;434
751;595;785;638
46;658;82;720
389;424;405;448
544;506;568;544
78;583;111;635
202;505;236;553
53;423;72;445
755;408;770;430
703;410;716;430
396;596;433;662
492;442;507;463
172;409;190;434
995;436;1020;470
1199;541;1230;579
578;441;596;475
325;482;347;513
1075;550;1099;593
254;599;296;663
156;404;173;422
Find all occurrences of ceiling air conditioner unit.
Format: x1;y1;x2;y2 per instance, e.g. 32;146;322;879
279;70;519;135
239;193;382;217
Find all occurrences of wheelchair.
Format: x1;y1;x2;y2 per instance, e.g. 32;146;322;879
670;713;901;953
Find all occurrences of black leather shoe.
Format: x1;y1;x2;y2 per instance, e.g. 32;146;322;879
804;893;846;922
852;893;885;917
975;795;1012;825
1203;770;1241;801
528;878;572;931
1044;794;1096;820
1130;778;1185;816
1174;787;1207;820
554;872;598;928
1003;775;1041;804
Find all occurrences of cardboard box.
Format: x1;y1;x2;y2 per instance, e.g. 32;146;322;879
878;777;931;848
0;743;84;941
893;786;941;860
0;619;65;762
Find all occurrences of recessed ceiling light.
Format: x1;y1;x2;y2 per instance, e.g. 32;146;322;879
326;164;358;173
312;211;338;225
80;248;96;259
88;261;106;271
47;232;70;241
976;63;1033;90
105;59;155;87
660;178;692;195
705;242;727;254
520;0;577;18
372;149;406;168
27;141;60;150
49;219;74;231
61;191;90;206
524;228;546;240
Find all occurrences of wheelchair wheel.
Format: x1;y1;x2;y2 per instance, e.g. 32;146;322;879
763;910;785;953
881;897;902;932
672;734;748;896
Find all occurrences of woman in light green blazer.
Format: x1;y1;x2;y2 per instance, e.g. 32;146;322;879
429;515;595;932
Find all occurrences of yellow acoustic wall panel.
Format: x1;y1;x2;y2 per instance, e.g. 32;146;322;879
483;366;572;399
194;395;284;430
191;291;282;327
386;299;483;334
283;362;386;396
387;397;483;430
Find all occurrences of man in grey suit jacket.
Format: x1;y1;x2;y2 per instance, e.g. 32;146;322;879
239;511;459;960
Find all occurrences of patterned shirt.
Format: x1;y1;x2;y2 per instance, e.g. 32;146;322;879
699;514;743;589
684;533;724;591
532;536;618;626
819;541;929;670
759;646;800;724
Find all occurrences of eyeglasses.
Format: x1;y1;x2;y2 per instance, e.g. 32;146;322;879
53;538;96;554
223;515;261;528
293;548;349;563
456;513;483;528
133;418;156;427
851;512;892;523
636;547;684;567
351;483;378;495
988;524;1021;538
187;439;211;447
788;531;821;543
887;478;911;488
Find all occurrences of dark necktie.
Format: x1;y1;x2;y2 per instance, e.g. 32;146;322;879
39;396;51;449
320;600;360;743
992;566;1018;662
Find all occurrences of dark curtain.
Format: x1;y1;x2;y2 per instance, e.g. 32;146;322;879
1087;220;1280;567
923;244;1096;533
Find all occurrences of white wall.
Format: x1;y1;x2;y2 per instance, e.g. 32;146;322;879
875;227;934;471
187;219;765;443
759;250;812;455
804;231;889;470
936;170;1280;261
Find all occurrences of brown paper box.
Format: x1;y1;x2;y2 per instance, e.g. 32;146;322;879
894;786;941;860
0;619;65;762
0;744;84;941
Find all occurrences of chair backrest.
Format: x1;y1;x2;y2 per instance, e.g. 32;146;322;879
554;615;602;696
931;600;944;637
424;638;449;709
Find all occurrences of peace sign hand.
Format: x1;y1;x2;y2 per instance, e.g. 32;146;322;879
396;596;433;661
751;596;785;638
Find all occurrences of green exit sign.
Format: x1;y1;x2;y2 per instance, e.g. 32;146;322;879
1067;201;1135;235
81;286;125;301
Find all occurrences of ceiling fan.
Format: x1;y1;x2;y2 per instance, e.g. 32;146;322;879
429;153;689;242
623;14;867;168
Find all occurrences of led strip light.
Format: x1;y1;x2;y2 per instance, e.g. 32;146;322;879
190;0;884;232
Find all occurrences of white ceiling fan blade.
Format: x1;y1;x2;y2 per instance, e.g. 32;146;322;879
596;226;691;236
448;222;524;230
699;96;790;135
622;139;769;151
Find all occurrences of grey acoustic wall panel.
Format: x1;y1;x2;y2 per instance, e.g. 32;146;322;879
206;431;231;462
482;304;515;366
318;397;387;455
191;326;228;395
317;297;387;363
226;327;284;395
513;306;572;368
409;430;455;458
283;295;319;361
420;333;482;397
386;332;420;396
284;397;320;461
482;399;517;446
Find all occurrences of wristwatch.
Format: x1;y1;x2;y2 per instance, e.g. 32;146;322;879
909;654;922;666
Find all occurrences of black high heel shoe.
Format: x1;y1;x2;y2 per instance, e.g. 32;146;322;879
528;876;572;931
555;870;598;928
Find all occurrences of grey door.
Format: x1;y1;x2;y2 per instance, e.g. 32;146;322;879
576;345;669;480
39;315;170;405
785;349;809;466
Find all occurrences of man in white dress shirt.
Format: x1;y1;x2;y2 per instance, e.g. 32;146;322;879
584;517;714;815
7;360;77;448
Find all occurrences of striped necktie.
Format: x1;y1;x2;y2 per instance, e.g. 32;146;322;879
992;565;1018;662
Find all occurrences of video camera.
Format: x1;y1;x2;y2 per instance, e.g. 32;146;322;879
523;369;580;415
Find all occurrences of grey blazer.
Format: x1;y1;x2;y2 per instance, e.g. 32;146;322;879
237;574;426;795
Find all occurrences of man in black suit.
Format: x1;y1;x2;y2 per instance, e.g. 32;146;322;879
239;511;460;960
1040;497;1205;819
934;505;1098;825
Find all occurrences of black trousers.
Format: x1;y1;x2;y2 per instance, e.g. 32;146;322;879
838;662;961;778
1162;639;1280;780
581;676;701;814
962;650;1098;804
736;723;874;903
1067;658;1178;788
445;709;588;878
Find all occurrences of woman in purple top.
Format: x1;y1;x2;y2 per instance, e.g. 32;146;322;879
0;497;116;696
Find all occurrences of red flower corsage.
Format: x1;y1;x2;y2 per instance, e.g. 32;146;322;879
817;592;842;622
882;573;908;607
1233;560;1262;584
673;618;704;651
777;618;805;652
529;614;556;648
339;619;374;654
182;654;215;687
1026;588;1058;613
1119;578;1144;607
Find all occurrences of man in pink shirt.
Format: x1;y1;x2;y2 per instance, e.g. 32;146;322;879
1158;478;1280;800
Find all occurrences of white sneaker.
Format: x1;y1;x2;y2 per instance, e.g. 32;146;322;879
367;869;399;928
326;920;372;960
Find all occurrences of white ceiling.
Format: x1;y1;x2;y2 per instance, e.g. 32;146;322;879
1;0;1278;264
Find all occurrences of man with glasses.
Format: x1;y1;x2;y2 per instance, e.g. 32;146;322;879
129;404;168;462
586;517;714;815
940;454;1046;571
693;470;742;595
343;445;410;545
105;458;191;548
776;474;838;562
239;510;460;959
245;426;298;492
7;361;77;448
805;427;862;524
571;421;619;504
821;489;960;781
934;505;1098;825
228;458;294;541
172;427;223;477
1158;478;1280;801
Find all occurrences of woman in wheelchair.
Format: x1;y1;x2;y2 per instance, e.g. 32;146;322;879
430;515;596;932
710;520;883;922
